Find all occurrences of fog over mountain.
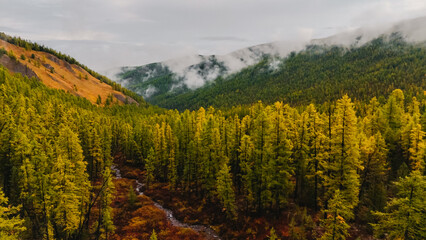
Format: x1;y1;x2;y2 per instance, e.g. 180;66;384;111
3;0;425;72
108;16;426;99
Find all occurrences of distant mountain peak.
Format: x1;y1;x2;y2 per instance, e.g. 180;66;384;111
108;17;426;104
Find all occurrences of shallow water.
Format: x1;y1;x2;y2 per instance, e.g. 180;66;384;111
111;165;221;240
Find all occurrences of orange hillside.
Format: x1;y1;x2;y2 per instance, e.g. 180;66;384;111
0;39;135;105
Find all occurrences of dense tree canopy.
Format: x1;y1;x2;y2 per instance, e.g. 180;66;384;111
0;34;425;240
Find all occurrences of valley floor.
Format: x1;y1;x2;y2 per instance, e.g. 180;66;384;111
111;161;375;240
110;163;213;240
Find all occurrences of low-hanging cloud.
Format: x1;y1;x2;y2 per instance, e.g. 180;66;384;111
312;16;426;46
1;0;425;72
161;38;310;91
134;16;426;95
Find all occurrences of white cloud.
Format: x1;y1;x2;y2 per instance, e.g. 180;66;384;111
0;0;424;72
143;85;158;98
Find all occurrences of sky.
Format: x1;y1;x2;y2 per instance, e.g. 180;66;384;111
0;0;425;72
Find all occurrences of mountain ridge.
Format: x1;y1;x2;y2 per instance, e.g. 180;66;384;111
0;33;144;106
109;16;426;109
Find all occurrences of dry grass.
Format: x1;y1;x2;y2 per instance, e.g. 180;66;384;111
0;39;130;105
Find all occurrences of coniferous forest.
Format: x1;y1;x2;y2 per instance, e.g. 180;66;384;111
120;35;426;111
0;48;425;240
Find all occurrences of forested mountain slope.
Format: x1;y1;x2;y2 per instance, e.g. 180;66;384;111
1;62;425;239
110;17;426;108
0;66;193;239
107;41;300;99
0;33;143;105
139;35;426;110
0;28;425;240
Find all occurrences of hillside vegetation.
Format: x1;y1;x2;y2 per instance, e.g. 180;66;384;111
123;35;425;110
0;29;425;240
0;33;144;105
1;60;425;239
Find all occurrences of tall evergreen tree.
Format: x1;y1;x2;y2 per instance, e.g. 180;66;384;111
145;147;156;190
0;188;26;240
320;190;353;240
96;167;115;240
401;98;425;172
304;104;327;210
382;89;405;176
358;133;388;213
239;134;255;210
216;163;237;220
326;95;361;209
52;125;90;239
373;171;426;240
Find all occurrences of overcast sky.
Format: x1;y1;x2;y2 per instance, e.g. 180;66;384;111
0;0;425;72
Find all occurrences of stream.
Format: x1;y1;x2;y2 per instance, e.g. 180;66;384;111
111;165;221;240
